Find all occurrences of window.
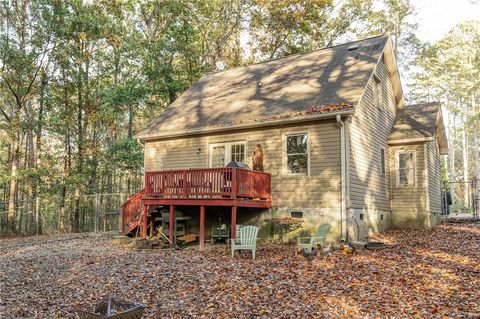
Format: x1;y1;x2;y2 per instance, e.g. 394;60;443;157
380;148;386;176
231;144;245;163
373;75;382;108
209;142;245;167
397;152;415;186
285;133;309;175
211;145;226;167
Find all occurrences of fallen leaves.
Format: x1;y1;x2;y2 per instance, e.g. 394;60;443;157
204;103;354;129
0;223;479;318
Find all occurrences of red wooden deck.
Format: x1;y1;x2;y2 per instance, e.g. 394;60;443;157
121;168;272;249
144;167;271;200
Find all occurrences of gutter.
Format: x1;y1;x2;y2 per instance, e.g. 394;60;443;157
336;114;348;240
137;109;355;141
388;136;434;144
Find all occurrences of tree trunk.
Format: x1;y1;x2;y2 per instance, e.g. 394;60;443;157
59;68;69;233
461;102;470;206
7;113;21;234
73;60;84;233
26;123;35;234
128;104;134;139
474;128;480;211
448;105;455;203
35;71;46;234
472;94;480;213
60;126;71;233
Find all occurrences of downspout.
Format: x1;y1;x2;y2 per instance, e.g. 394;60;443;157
345;116;351;240
336;115;347;240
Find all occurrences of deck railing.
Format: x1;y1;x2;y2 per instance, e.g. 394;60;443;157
144;168;271;201
121;188;144;233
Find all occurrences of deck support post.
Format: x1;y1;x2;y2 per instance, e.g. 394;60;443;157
142;205;148;239
169;205;175;242
199;206;205;251
231;206;237;240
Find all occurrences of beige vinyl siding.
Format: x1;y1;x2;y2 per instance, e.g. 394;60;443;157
144;120;341;208
390;144;427;213
348;55;398;211
427;140;442;213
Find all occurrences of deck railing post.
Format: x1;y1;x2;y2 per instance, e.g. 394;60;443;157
144;172;148;195
169;205;175;242
231;168;237;199
183;170;188;197
200;205;205;251
142;205;148;239
231;206;237;240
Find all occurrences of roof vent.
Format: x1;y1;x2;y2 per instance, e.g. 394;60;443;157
215;61;225;71
347;44;359;51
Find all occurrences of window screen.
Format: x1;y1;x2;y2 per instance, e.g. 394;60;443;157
286;134;308;175
398;152;415;186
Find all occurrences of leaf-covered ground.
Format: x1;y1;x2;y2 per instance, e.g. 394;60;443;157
0;223;479;319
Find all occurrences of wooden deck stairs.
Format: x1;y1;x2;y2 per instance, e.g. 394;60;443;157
121;189;145;235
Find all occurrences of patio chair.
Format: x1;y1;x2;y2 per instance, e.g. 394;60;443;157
296;223;331;253
231;225;258;259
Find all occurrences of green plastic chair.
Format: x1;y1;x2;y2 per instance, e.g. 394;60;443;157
231;226;258;259
296;223;331;253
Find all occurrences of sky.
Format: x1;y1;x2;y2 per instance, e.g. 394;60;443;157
414;0;480;42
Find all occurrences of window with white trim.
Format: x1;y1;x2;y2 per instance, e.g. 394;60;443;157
209;142;246;167
380;148;386;176
285;133;309;175
373;75;382;108
397;152;415;186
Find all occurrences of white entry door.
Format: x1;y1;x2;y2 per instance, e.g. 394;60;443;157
209;142;246;167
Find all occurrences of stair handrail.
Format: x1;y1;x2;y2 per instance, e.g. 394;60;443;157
121;188;145;233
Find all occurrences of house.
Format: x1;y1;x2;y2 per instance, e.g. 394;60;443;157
122;35;448;247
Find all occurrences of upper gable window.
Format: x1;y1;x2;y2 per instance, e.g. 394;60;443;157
380;148;386;176
373;75;382;108
285;133;309;176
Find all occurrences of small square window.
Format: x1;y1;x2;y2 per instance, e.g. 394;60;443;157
291;211;303;218
381;214;384;221
359;213;364;221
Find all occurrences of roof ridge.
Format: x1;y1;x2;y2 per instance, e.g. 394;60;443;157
203;35;389;77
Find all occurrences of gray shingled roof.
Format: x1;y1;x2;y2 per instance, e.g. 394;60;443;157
389;102;441;141
388;102;448;154
136;36;389;140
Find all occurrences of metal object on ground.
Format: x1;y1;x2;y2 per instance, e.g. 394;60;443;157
211;224;230;243
351;241;386;250
364;241;386;250
264;217;304;242
77;294;146;319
